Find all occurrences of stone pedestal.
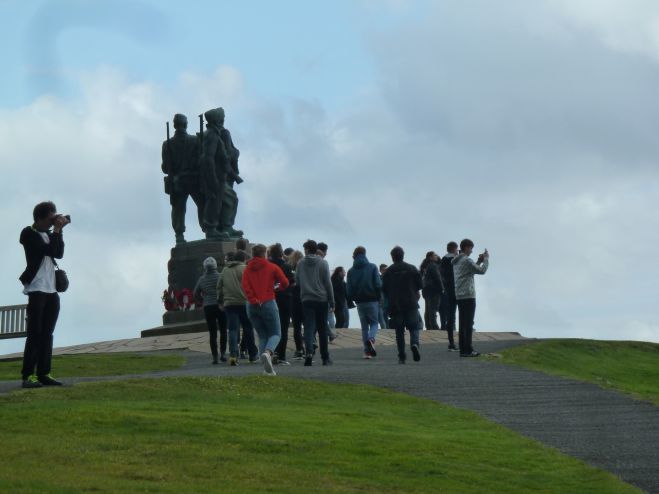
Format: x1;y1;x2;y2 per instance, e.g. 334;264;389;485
142;238;252;337
167;239;239;293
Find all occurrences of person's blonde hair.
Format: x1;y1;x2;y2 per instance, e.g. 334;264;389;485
288;250;304;268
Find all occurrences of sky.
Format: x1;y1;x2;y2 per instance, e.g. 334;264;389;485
1;0;659;355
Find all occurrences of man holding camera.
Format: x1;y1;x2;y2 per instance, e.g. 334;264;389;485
19;201;70;388
452;239;489;357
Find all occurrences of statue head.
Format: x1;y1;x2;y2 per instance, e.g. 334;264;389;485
173;114;188;131
204;108;223;126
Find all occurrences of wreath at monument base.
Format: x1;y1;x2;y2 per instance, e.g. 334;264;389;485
162;287;199;311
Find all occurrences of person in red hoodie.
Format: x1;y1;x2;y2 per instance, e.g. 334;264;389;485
242;243;290;375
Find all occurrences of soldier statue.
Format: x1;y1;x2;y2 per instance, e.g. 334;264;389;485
200;108;231;240
217;108;244;238
161;113;204;244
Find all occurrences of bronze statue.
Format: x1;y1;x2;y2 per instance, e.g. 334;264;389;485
162;113;204;244
162;108;244;243
199;108;230;240
217;109;244;238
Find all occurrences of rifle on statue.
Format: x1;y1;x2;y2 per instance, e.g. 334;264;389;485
163;121;173;194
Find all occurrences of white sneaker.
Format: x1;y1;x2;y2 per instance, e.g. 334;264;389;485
262;369;277;376
261;352;274;374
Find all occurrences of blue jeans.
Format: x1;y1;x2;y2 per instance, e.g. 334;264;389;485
225;305;257;359
357;301;380;352
390;309;421;360
246;300;281;355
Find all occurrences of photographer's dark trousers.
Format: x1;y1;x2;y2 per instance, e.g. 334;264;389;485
442;292;457;347
22;292;60;379
457;298;476;355
170;191;204;235
302;300;330;361
274;295;292;361
203;304;227;358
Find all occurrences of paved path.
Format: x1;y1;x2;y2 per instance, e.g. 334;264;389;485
1;336;657;493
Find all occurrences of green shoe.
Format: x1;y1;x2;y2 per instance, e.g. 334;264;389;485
38;374;63;386
22;375;43;389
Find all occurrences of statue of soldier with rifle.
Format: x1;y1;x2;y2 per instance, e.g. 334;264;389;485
217;107;244;238
161;113;204;244
199;107;244;240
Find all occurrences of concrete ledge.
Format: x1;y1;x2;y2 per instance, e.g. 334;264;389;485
141;320;207;338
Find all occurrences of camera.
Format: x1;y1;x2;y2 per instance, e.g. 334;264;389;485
55;214;71;223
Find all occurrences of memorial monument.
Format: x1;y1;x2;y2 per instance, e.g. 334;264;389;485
144;107;250;335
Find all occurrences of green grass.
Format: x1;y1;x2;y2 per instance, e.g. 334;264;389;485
0;377;639;493
0;352;186;380
496;339;659;405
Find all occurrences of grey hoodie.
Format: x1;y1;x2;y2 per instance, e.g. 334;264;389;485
452;254;489;300
295;254;335;305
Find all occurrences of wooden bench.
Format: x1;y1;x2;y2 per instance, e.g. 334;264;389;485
0;304;28;339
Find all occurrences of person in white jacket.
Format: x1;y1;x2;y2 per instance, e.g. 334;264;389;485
452;239;489;357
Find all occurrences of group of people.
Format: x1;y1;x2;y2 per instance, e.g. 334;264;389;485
15;198;489;388
194;237;490;375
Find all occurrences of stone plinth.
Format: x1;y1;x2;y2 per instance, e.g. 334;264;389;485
167;239;240;292
150;238;252;335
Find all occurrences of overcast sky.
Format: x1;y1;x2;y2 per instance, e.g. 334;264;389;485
2;0;658;355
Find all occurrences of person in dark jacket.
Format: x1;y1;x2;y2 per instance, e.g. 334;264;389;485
331;267;351;328
378;264;389;329
382;246;423;364
19;201;69;388
422;252;443;330
346;246;382;358
269;243;295;365
439;241;459;351
288;250;305;359
422;252;444;330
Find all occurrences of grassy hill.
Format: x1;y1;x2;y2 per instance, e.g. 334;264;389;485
495;339;659;405
0;376;640;493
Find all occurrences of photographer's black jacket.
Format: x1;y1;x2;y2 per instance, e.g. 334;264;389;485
18;226;64;286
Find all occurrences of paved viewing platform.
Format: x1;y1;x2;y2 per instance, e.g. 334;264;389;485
0;329;526;360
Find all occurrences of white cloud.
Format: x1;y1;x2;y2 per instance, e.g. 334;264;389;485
3;1;659;358
550;0;659;62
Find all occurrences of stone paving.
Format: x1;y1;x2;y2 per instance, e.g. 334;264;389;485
0;329;526;359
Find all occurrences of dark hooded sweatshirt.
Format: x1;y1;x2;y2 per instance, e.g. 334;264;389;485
346;254;381;303
382;261;422;315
